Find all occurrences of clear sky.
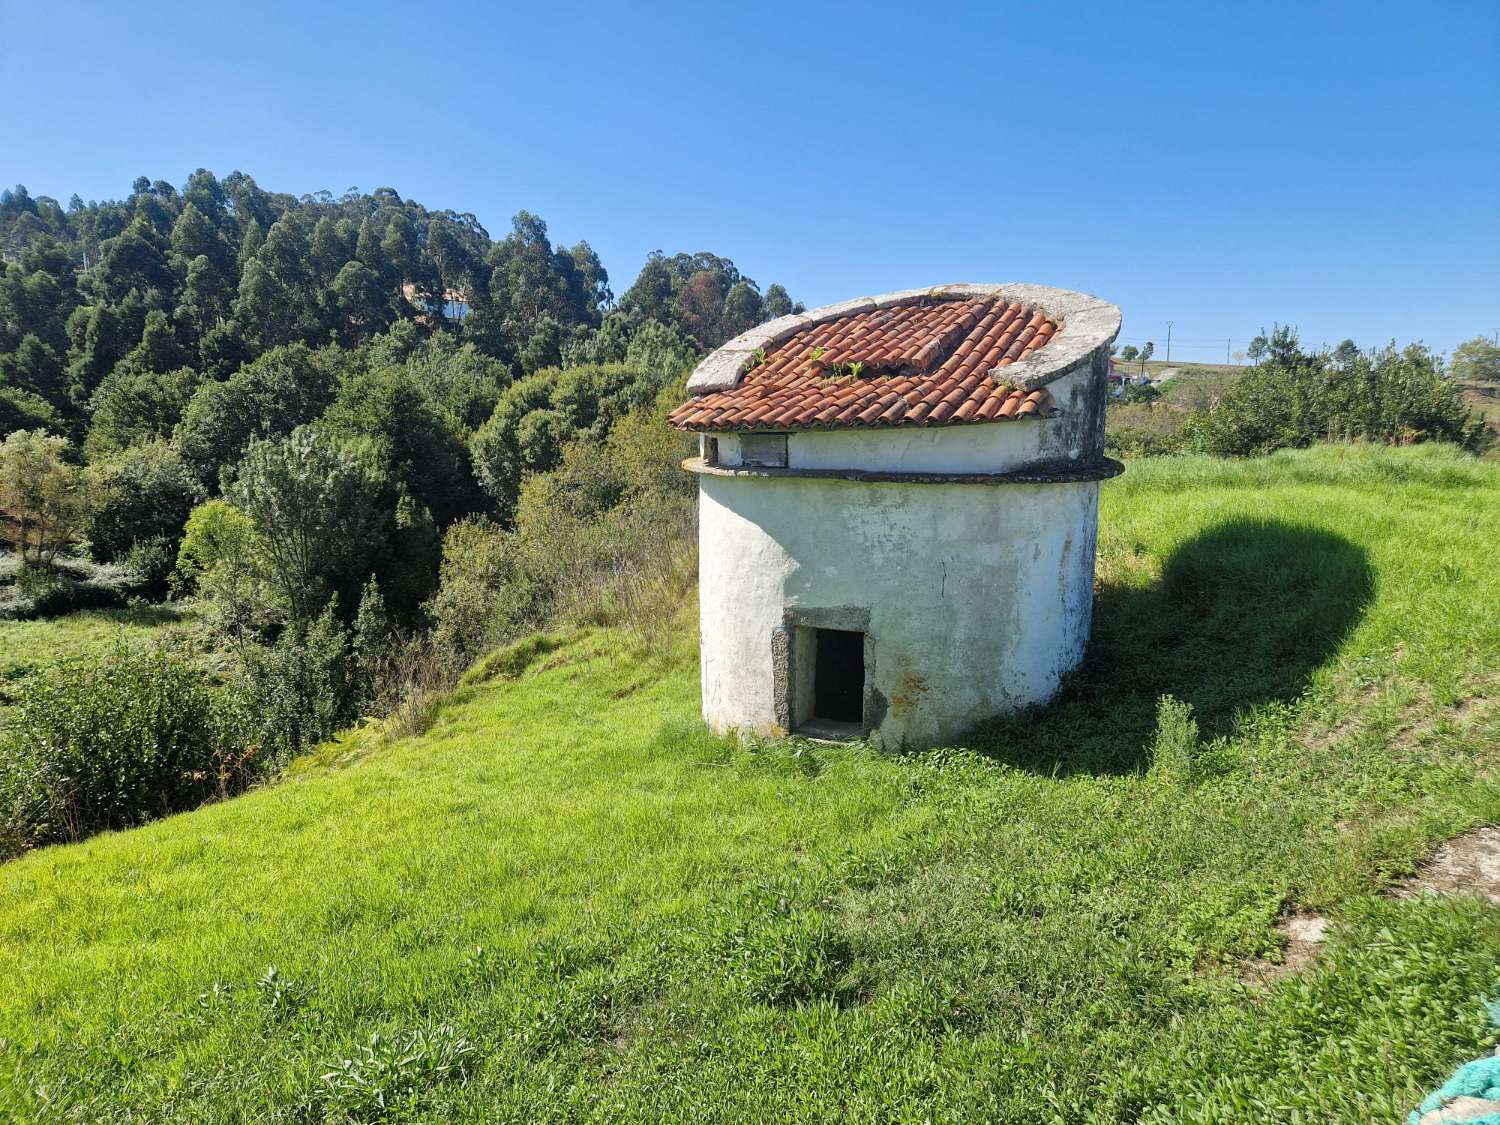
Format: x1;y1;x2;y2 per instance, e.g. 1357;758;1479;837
2;0;1496;362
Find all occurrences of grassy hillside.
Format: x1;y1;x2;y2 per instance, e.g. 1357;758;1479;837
3;444;1500;1122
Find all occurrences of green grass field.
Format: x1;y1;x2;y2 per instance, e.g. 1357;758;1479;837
3;444;1499;1122
0;603;199;709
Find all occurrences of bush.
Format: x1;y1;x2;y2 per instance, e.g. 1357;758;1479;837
320;365;484;527
426;517;532;667
0;645;254;855
238;607;363;763
1106;402;1190;457
173;496;259;607
0;384;60;436
221;426;382;625
83;365;204;459
1187;339;1488;456
86;441;202;573
12;563;77;616
3;556;140;620
430;394;695;667
171;343;341;489
123;535;179;599
0;428;94;566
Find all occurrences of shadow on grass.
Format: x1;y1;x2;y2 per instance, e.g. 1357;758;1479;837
100;603;192;627
964;518;1374;776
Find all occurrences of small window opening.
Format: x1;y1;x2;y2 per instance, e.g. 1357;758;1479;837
812;628;864;725
740;433;788;468
702;435;720;465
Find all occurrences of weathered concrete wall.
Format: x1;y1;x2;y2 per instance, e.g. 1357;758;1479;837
697;473;1099;749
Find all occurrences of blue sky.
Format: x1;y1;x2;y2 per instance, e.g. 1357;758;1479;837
2;0;1496;361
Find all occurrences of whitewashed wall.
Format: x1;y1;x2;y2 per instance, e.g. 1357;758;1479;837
696;472;1099;749
713;368;1097;475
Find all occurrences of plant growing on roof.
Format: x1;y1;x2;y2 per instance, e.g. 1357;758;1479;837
847;361;865;378
742;347;767;374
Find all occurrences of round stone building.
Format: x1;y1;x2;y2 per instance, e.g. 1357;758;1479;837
668;283;1123;748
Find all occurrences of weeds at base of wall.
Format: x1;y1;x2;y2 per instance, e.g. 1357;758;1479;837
1149;695;1200;784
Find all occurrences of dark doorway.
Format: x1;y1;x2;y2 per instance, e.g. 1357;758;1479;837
813;628;864;724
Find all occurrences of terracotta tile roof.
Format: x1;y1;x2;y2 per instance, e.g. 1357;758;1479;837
669;296;1060;431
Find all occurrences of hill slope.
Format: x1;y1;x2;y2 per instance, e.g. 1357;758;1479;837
3;444;1500;1123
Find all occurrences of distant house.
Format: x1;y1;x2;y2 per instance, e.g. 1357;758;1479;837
401;283;471;323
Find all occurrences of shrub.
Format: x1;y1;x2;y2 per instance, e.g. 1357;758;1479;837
174;497;258;600
4;556;140;620
86;441;202;573
1149;695;1199;783
0;384;60;437
364;327;513;432
1106;403;1190;457
429;407;695;667
1187;339;1488;456
83;365;204;459
222;426;381;625
0;645;253;855
320;365;484;527
468;362;669;518
122;535;179;599
0;428;94;566
171;343;341;489
427;517;532;667
12;563;76;616
238;606;361;763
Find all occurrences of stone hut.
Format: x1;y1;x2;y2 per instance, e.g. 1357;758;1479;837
667;283;1122;748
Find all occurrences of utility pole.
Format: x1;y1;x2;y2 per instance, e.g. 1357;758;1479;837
1166;321;1174;363
1226;338;1231;365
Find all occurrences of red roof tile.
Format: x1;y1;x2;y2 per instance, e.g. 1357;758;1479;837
669;296;1059;431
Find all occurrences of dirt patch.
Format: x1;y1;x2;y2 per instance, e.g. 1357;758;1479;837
1241;912;1329;986
1450;695;1497;727
1399;827;1500;904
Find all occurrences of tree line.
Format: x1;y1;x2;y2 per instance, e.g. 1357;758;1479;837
0;174;799;437
1106;327;1491;458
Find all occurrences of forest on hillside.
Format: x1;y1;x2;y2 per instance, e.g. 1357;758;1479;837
0;174;800;437
0;170;800;624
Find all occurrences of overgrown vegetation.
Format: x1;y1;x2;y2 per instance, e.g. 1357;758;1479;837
0;172;759;853
0;357;694;857
1106;329;1490;458
0;604;196;709
0;171;793;645
0;444;1497;1121
0;645;252;853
